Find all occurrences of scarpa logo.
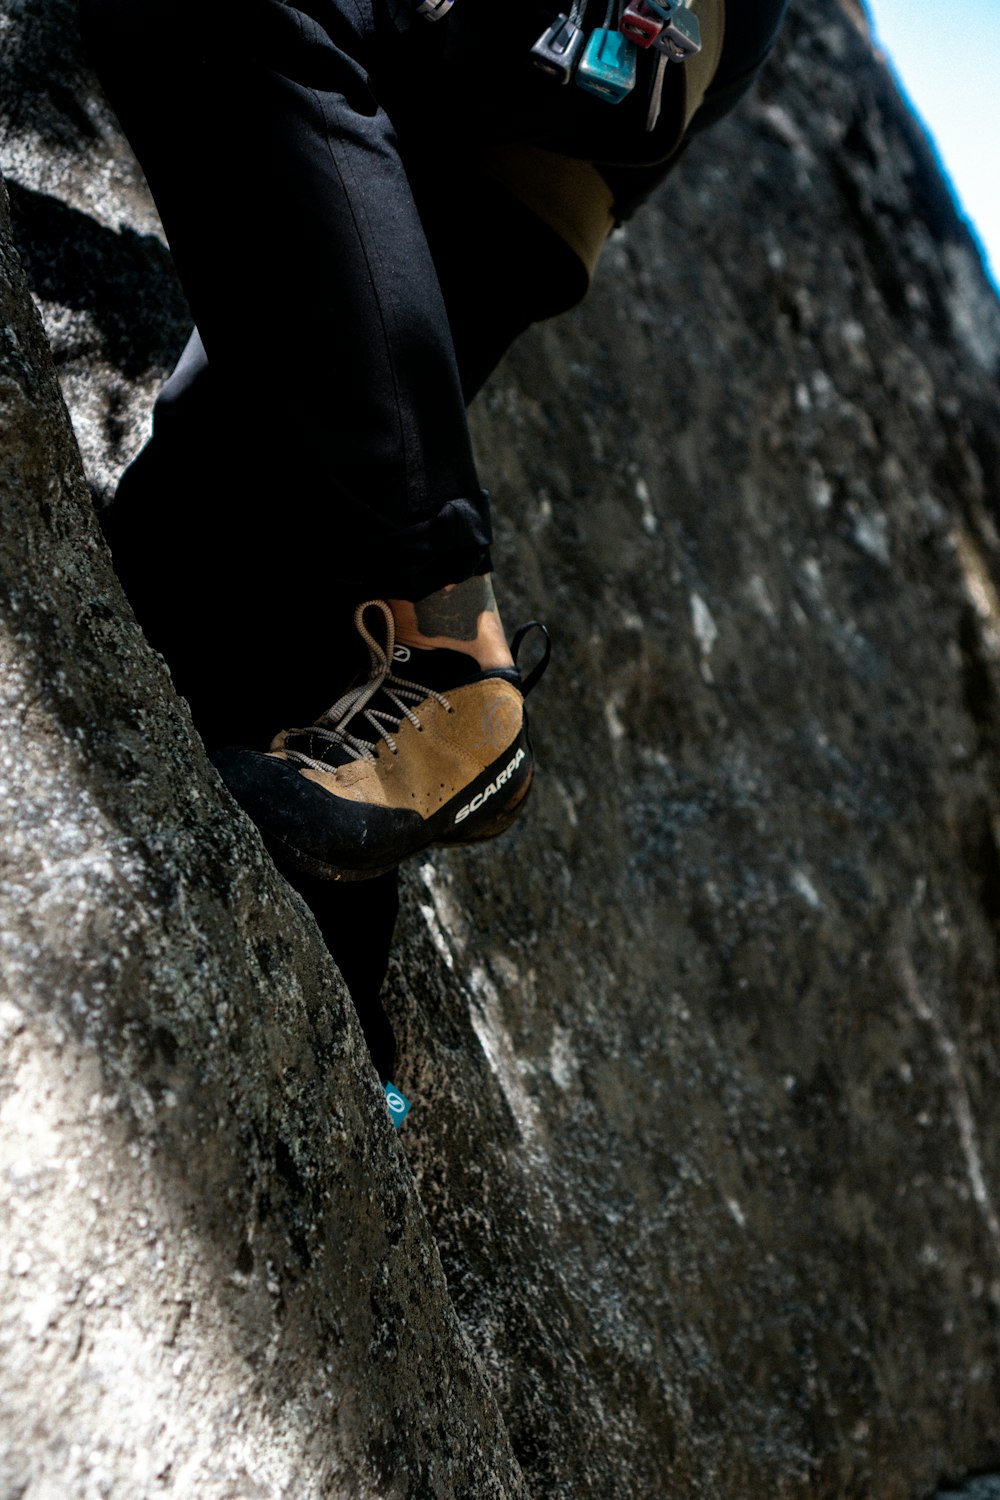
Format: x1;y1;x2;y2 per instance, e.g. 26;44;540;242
454;746;525;824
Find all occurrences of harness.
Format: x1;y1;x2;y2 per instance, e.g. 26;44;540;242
413;0;706;133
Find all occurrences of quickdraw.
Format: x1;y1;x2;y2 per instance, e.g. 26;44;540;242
530;0;701;128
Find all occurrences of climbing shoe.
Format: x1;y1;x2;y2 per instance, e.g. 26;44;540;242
212;599;550;881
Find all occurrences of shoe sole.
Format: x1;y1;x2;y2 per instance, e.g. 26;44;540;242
213;722;535;882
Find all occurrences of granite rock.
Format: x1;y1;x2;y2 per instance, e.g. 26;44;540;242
3;0;1000;1495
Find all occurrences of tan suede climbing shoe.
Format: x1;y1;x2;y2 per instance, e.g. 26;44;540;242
212;599;549;881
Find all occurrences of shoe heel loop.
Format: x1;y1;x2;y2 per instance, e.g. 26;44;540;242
510;620;551;696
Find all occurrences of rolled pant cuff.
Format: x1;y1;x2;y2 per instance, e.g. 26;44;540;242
353;491;495;602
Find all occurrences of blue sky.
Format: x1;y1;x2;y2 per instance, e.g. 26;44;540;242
862;0;999;292
69;0;997;298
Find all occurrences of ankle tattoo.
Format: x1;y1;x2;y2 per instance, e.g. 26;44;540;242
413;577;496;642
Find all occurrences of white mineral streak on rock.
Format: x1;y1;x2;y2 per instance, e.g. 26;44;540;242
896;944;1000;1266
747;573;778;622
604;688;626;744
635;476;658;536
689;593;717;657
753;100;816;163
468;966;543;1150
418;901;455;972
555;778;580;829
955;527;1000;662
689;592;718;684
548;1026;577;1092
852;508;891;564
790;868;823;910
419;861;467;968
419;867;549;1146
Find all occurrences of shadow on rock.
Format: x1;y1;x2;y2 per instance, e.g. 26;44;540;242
6;178;190;379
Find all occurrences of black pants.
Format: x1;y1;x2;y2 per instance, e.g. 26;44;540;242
89;192;572;1086
77;0;627;732
76;0;655;598
79;0;795;1080
77;0;787;1079
77;0;786;706
78;0;622;1079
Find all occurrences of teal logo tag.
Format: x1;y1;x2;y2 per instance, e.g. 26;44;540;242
384;1082;411;1129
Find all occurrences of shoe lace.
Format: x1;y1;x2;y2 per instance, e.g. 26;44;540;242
280;600;453;771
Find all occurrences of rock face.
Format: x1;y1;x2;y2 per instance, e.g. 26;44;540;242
0;132;525;1500
3;0;1000;1496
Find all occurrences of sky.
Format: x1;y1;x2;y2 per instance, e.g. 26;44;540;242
862;0;1000;293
